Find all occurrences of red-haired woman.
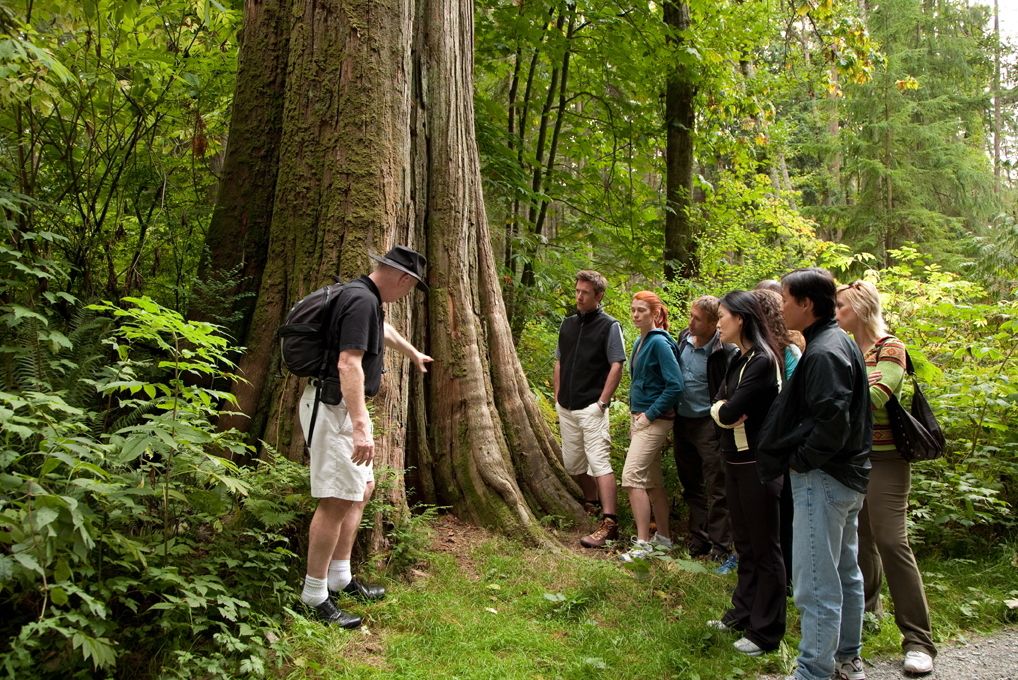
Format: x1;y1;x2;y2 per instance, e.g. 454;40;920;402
619;291;684;562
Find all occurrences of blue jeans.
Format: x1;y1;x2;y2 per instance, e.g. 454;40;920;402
790;469;866;680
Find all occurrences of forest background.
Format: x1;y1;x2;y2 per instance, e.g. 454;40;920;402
2;0;1018;676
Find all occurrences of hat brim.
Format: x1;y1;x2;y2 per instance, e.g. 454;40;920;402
370;253;429;292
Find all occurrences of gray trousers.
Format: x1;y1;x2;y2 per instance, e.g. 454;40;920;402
858;453;936;657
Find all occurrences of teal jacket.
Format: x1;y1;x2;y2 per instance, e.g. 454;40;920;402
629;329;684;421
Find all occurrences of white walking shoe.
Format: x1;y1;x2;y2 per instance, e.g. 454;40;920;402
903;650;934;674
618;537;654;562
650;532;673;549
733;637;764;656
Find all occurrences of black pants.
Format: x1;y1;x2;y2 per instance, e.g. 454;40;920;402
674;416;731;552
721;459;786;650
780;469;793;592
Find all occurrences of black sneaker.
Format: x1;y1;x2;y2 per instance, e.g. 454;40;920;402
307;598;361;629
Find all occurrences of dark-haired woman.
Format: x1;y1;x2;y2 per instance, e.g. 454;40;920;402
708;290;785;656
754;287;805;595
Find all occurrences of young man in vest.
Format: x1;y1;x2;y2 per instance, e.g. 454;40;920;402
758;268;872;680
554;270;626;548
673;295;736;565
298;246;432;627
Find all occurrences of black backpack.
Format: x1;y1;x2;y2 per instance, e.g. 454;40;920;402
279;278;345;376
278;278;346;449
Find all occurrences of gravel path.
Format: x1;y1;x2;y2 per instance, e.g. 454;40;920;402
759;628;1018;679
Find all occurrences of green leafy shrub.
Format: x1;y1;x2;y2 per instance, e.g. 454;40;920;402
0;294;306;677
380;503;444;578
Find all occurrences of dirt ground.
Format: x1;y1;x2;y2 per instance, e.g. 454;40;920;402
758;628;1018;679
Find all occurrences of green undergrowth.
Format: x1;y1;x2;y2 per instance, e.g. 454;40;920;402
278;523;1018;679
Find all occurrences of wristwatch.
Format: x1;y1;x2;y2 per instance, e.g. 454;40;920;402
597;400;610;411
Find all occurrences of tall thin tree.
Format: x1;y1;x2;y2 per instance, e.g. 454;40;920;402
663;0;696;281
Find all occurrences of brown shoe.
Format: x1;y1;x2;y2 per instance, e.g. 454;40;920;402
582;500;602;516
580;516;619;548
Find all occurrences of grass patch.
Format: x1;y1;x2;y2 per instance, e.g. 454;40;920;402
277;521;1018;679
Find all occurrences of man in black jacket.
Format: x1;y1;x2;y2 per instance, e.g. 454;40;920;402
758;268;872;680
555;270;626;548
674;295;736;562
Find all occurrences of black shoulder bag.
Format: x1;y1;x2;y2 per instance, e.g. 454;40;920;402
876;339;946;462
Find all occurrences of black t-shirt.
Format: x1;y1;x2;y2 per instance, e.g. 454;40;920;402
327;276;385;397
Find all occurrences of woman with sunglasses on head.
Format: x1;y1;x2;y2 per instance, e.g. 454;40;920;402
618;291;684;562
707;290;786;656
835;280;936;676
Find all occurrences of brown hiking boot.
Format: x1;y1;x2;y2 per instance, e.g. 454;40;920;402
580;516;618;548
582;500;602;516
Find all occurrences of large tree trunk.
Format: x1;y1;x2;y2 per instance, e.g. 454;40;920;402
195;0;291;339
216;0;417;520
663;0;696;282
208;0;580;537
411;0;576;534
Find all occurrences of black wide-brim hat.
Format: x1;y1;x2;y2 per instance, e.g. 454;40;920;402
370;245;429;293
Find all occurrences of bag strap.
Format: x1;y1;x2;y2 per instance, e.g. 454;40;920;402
307;276;347;453
875;337;927;410
875;335;915;375
306;381;323;451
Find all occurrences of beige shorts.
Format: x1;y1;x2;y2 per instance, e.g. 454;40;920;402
621;416;672;490
556;402;613;477
299;384;374;501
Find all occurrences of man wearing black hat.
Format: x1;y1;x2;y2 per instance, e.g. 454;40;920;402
298;246;431;627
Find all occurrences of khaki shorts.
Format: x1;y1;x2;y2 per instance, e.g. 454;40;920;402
299;384;374;501
556;402;613;477
621;416;672;490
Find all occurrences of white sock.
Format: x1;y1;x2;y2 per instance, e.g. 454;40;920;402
300;574;328;606
327;559;352;592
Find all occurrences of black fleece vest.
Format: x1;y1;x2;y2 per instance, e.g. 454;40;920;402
557;309;619;410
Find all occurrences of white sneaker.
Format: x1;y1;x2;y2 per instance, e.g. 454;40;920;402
618;537;653;562
733;637;764;656
903;650;934;674
651;533;673;549
836;656;866;680
706;619;732;631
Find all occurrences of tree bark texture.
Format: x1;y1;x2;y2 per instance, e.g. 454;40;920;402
209;0;580;538
197;0;292;339
410;0;577;536
221;0;415;495
663;0;696;282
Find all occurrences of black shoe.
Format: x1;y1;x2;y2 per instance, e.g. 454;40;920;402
686;540;711;558
708;546;732;563
307;598;361;629
341;578;385;601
